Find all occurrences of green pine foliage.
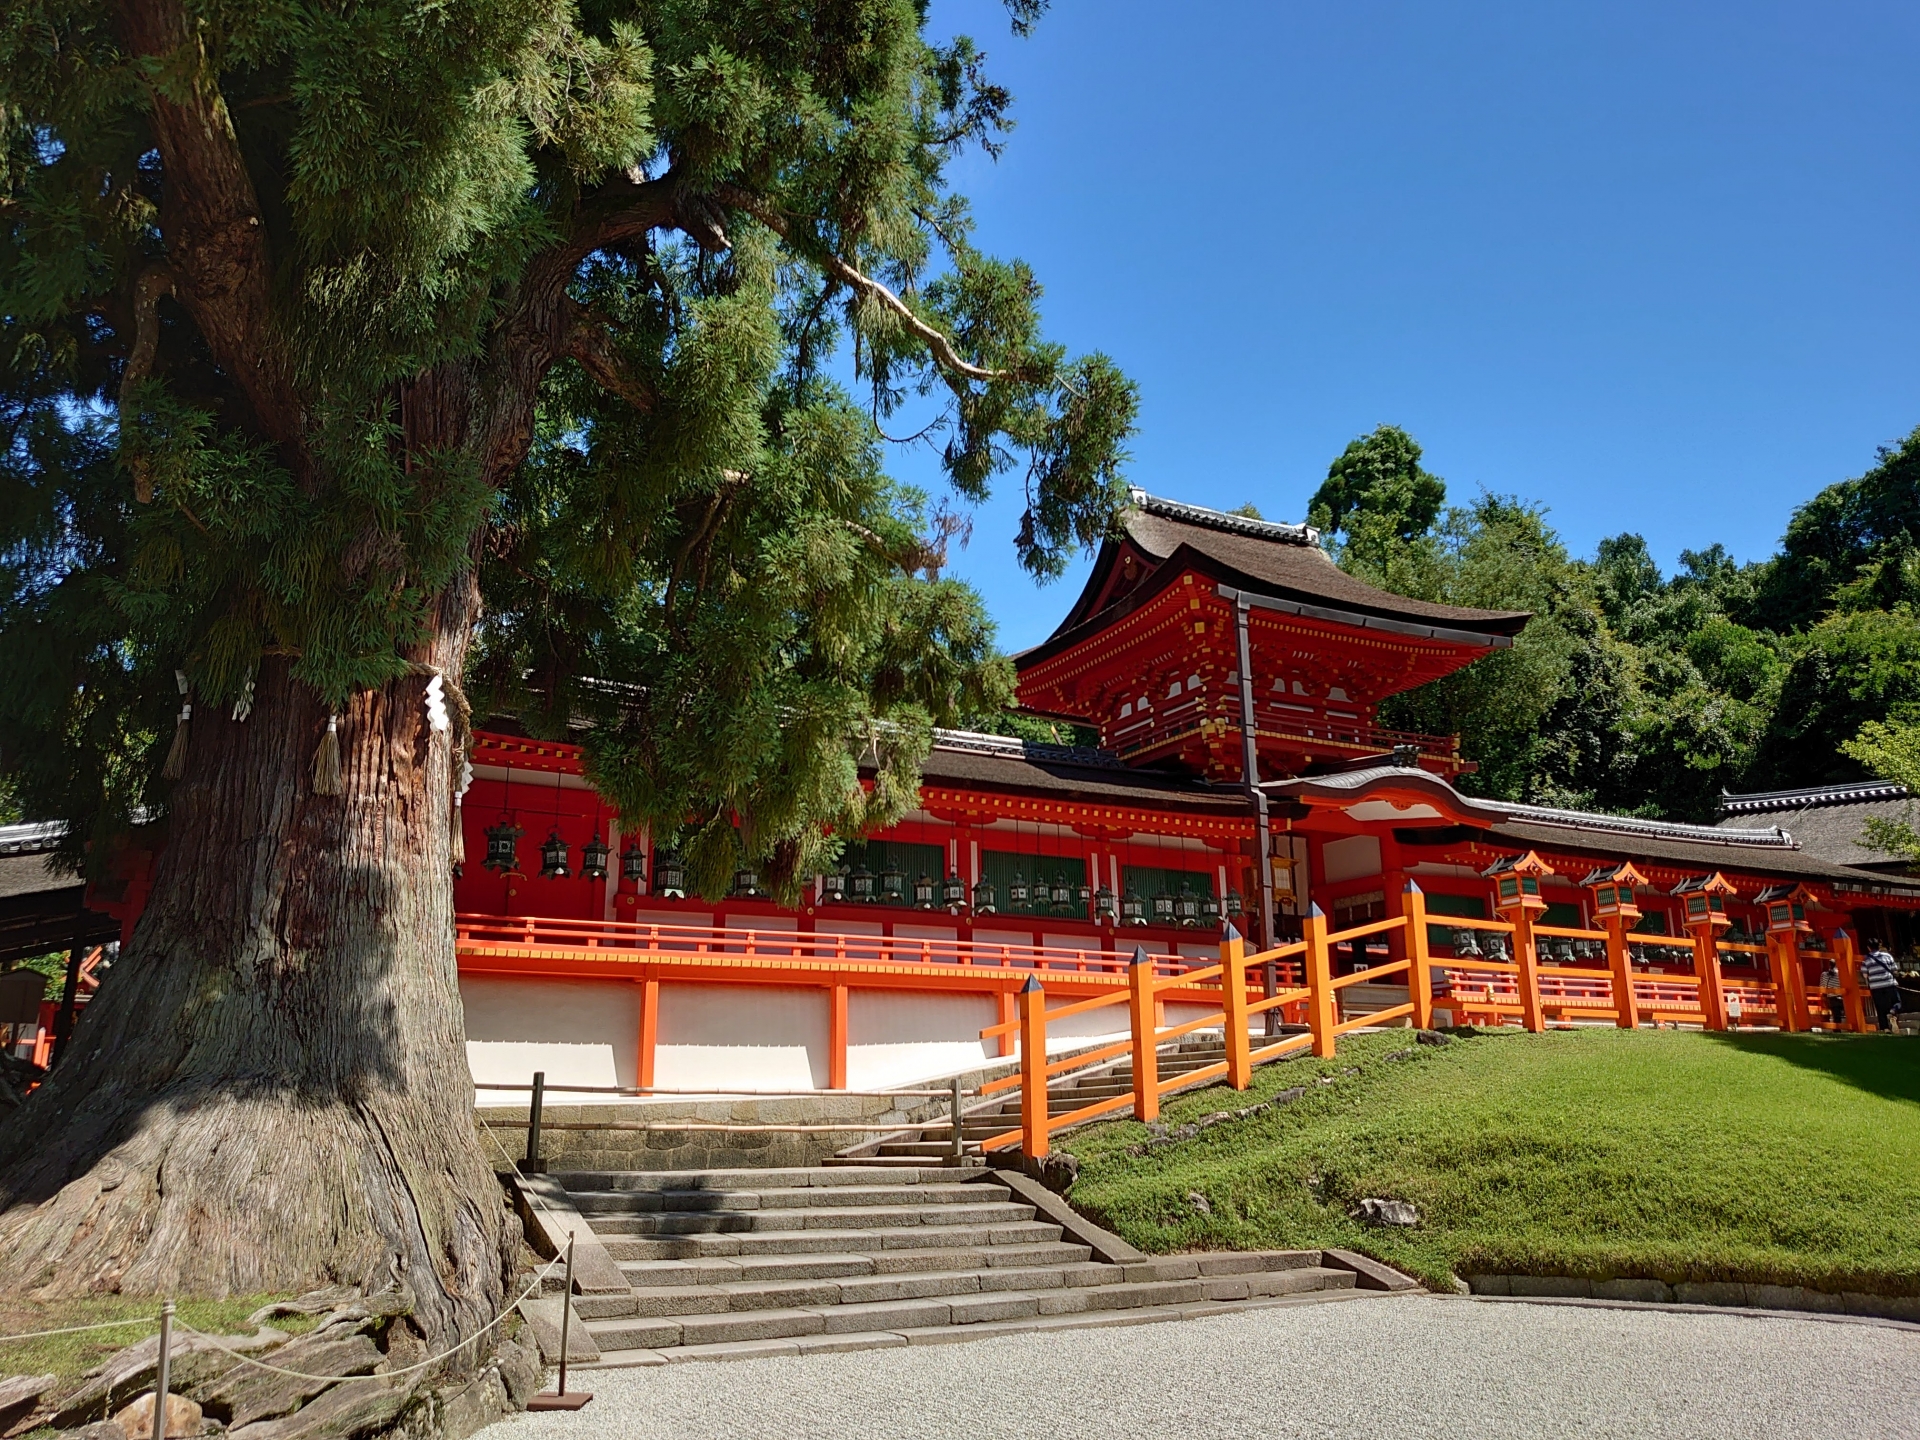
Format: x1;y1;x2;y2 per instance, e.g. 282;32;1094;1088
0;2;1138;891
1314;424;1920;821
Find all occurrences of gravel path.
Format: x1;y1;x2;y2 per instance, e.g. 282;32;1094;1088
484;1294;1920;1440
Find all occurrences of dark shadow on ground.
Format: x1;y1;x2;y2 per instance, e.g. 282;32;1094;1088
1700;1031;1920;1107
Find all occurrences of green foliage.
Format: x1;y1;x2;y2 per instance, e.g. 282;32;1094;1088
1322;422;1920;820
1841;716;1920;862
1307;424;1447;563
1068;1028;1920;1295
0;1;1139;897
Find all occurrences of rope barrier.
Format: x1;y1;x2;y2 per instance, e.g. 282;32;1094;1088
0;1316;163;1346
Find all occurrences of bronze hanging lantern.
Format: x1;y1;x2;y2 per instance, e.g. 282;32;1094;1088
1122;889;1147;925
914;872;936;908
1224;890;1244;920
942;870;967;909
880;865;906;904
654;851;687;898
1008;872;1030;909
821;869;847;902
539;829;570;879
483;820;523;873
1049;874;1072;911
581;833;611;881
1200;890;1221;925
732;865;760;898
972;876;997;914
1094;884;1117;923
850;865;877;901
1175;885;1201;927
619;841;647;886
1151;888;1176;924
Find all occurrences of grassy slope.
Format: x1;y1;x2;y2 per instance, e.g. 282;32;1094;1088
0;1295;312;1391
1065;1027;1920;1295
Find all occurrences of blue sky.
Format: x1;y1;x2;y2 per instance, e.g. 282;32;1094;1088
892;1;1920;652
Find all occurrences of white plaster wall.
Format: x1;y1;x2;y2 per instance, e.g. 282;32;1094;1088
461;976;638;1099
653;982;828;1090
845;990;997;1089
1322;834;1383;883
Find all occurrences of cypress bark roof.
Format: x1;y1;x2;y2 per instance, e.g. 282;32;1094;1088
1041;493;1531;647
1716;783;1917;873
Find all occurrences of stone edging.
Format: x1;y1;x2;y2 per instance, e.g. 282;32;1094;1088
1466;1273;1920;1324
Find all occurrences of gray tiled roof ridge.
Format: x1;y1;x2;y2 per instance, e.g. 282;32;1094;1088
929;726;1126;770
1719;780;1911;814
1501;800;1797;849
0;819;66;856
1127;489;1322;548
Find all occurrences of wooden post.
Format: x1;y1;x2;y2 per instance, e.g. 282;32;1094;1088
827;984;849;1090
1404;881;1432;1031
1128;946;1159;1123
1765;933;1804;1032
1602;916;1641;1029
1220;925;1252;1089
636;978;659;1089
1303;904;1336;1059
995;990;1017;1058
1832;930;1868;1033
1017;976;1048;1160
1509;909;1545;1033
1687;922;1729;1031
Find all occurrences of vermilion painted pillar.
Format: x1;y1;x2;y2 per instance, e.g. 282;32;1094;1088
1505;909;1546;1033
1128;947;1160;1123
1687;922;1729;1030
1220;926;1252;1088
1017;977;1049;1159
828;984;849;1090
637;977;659;1090
1404;881;1433;1031
1602;916;1642;1029
1303;905;1336;1059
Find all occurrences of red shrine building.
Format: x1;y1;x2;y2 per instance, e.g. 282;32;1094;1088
440;494;1920;1095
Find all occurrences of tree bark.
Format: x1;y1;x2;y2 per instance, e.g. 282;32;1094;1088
0;600;509;1350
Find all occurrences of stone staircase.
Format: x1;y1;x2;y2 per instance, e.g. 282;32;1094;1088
548;1164;1366;1363
841;1032;1286;1164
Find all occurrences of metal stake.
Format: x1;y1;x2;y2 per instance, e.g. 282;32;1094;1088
151;1299;174;1440
524;1070;546;1173
949;1074;966;1162
556;1233;574;1396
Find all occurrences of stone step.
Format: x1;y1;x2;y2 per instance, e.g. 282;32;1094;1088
554;1167;937;1192
569;1182;999;1214
598;1218;1066;1260
584;1201;1036;1236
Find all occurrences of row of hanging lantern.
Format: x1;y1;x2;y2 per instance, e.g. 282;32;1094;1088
812;857;1243;928
480;818;689;897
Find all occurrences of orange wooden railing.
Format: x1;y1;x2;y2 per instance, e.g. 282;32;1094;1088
971;882;1876;1158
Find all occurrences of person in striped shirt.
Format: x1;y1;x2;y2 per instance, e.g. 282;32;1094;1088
1860;942;1903;1032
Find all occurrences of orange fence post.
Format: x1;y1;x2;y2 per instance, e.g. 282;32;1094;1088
1766;934;1804;1033
1509;909;1545;1033
1220;925;1252;1089
827;984;849;1090
1687;924;1729;1031
1602;917;1641;1029
1303;904;1336;1059
637;977;659;1089
1832;930;1867;1033
1404;881;1433;1031
996;990;1017;1058
1128;946;1160;1123
1017;976;1049;1159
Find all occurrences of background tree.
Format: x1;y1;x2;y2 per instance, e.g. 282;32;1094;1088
0;0;1135;1343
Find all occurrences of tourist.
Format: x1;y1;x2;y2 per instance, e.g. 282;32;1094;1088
1820;958;1844;1026
1860;942;1902;1032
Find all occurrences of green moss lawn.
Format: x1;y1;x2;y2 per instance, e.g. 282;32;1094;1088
0;1295;313;1391
1064;1026;1920;1295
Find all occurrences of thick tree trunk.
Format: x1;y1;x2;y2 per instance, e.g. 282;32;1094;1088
0;611;510;1350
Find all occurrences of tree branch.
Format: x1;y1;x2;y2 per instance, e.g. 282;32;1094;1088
121;264;176;502
563;303;656;412
116;0;305;465
713;184;1007;384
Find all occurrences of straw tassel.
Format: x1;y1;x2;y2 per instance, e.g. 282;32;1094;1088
161;670;192;781
313;713;343;796
451;757;473;868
